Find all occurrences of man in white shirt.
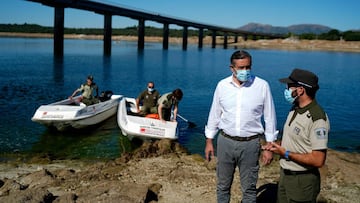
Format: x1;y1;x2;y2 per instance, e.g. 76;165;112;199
204;50;278;203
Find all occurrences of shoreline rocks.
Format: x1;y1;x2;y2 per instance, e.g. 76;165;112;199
0;139;359;203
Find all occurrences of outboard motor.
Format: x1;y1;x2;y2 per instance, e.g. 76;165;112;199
99;90;113;102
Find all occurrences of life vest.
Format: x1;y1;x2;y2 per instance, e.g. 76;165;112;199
145;113;160;119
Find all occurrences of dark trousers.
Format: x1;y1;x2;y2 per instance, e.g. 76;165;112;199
160;108;171;121
277;168;320;203
82;97;99;106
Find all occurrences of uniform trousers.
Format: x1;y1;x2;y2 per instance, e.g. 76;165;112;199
277;168;320;203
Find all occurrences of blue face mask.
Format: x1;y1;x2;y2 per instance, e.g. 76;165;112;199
284;88;296;104
148;88;154;92
236;70;251;82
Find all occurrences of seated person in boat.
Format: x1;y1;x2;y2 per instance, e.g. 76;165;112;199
157;88;183;122
69;75;99;106
136;81;160;116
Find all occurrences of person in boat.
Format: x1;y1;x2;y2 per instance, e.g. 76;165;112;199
157;88;183;122
69;75;99;106
135;81;160;116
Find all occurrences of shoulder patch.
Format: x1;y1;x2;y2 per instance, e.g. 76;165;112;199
315;127;328;139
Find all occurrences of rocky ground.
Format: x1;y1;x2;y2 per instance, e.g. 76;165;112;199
0;139;359;203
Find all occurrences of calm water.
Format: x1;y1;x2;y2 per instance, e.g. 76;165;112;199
0;37;359;160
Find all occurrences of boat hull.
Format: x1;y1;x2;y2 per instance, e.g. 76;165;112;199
32;95;122;131
117;97;178;140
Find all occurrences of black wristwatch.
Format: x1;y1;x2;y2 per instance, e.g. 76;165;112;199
284;150;290;161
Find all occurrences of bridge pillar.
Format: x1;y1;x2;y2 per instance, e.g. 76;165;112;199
138;19;145;50
243;34;248;41
103;14;112;56
198;28;203;48
54;6;64;57
182;26;188;50
212;30;216;48
234;34;238;43
223;33;228;49
163;23;169;50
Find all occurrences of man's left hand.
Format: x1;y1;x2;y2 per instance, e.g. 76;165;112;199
261;149;273;165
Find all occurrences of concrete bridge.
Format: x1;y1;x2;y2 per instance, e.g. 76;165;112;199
27;0;285;56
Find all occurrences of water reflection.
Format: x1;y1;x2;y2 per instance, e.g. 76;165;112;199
53;56;64;86
28;116;135;160
1;38;360;157
102;55;111;83
136;49;145;83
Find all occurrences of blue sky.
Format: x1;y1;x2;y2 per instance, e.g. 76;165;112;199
1;0;359;31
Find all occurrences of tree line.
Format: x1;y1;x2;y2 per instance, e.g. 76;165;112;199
0;23;201;38
1;23;359;41
293;29;360;41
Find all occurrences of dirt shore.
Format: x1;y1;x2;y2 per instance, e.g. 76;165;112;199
0;139;359;203
1;32;360;53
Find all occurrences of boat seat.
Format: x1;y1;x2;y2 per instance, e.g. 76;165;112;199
99;90;113;102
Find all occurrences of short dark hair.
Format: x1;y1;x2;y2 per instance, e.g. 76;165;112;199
172;88;183;101
304;86;318;99
289;83;318;99
230;50;252;65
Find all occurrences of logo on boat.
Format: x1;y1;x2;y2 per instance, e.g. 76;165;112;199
41;112;64;118
139;125;165;136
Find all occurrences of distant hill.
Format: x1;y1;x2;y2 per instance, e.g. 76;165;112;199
238;23;333;35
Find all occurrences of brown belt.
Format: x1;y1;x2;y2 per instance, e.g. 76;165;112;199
282;168;319;176
220;130;260;141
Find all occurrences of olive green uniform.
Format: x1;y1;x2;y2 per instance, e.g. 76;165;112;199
157;92;178;121
137;90;160;115
77;83;99;105
278;100;330;203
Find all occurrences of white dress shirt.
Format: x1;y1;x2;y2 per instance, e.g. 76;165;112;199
205;75;278;142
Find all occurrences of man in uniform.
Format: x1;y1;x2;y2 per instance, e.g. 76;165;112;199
264;68;330;203
157;88;183;122
136;81;160;116
69;75;99;105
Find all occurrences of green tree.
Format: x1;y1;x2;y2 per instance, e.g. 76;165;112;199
319;29;341;41
343;31;360;41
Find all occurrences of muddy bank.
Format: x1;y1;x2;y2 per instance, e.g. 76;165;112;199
0;139;359;203
1;32;359;53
